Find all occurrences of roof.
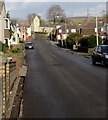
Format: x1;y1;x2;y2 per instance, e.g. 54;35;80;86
81;29;96;36
99;32;107;36
40;24;54;27
22;25;30;28
57;23;80;34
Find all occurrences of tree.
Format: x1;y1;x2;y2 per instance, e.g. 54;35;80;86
47;5;65;25
6;11;10;19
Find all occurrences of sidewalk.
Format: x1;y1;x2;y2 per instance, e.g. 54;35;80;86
50;41;91;59
0;54;3;120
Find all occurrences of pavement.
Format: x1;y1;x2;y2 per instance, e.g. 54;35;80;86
49;41;91;59
23;35;106;118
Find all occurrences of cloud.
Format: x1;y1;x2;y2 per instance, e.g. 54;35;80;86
71;3;106;17
5;2;106;19
5;0;108;2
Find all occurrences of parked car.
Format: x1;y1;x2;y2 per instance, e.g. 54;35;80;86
25;42;34;49
91;45;108;66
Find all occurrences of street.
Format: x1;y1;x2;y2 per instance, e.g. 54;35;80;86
23;35;107;118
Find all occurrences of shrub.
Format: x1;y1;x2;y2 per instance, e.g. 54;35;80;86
2;43;9;52
19;39;25;43
87;35;102;48
12;48;20;53
79;35;102;48
66;33;83;49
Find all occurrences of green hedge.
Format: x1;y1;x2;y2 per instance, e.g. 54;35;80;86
79;35;102;48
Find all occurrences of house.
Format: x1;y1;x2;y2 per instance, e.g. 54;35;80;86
10;25;20;45
31;15;54;34
56;20;105;41
56;24;78;34
39;24;54;34
18;25;28;41
0;1;10;48
31;15;40;32
26;25;31;37
0;1;6;44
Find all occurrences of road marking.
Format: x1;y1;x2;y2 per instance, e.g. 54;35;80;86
52;54;56;57
49;53;56;57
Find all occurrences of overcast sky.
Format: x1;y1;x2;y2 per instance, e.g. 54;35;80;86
5;2;106;20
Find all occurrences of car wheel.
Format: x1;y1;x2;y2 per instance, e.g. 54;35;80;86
101;60;105;67
92;58;96;65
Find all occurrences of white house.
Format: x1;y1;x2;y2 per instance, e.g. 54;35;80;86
10;25;20;45
31;15;54;34
0;1;6;44
31;15;40;32
26;26;31;37
0;0;10;48
4;17;10;47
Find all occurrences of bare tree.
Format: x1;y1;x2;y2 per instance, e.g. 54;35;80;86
47;5;66;25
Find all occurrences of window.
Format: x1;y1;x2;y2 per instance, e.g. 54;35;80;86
96;46;102;53
94;46;98;52
13;36;16;42
67;29;69;33
71;29;76;33
5;39;9;46
4;18;10;29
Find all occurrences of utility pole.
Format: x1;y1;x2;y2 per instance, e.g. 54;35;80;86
96;9;99;46
65;17;67;47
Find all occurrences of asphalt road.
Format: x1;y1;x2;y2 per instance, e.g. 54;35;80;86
23;35;107;118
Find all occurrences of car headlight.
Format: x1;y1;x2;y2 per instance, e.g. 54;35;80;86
105;55;108;59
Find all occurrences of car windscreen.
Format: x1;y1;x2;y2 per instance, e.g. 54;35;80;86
102;46;108;53
26;42;32;45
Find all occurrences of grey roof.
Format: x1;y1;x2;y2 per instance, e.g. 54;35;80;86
40;24;54;27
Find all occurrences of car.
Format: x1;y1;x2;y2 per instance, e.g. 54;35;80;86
91;45;108;66
25;42;34;49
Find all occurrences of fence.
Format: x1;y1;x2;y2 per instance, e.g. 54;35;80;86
2;61;17;118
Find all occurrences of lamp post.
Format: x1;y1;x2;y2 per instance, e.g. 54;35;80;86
95;9;99;46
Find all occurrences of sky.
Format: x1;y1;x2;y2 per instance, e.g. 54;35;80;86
5;2;106;20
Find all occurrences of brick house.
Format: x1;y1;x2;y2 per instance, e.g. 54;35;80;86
56;21;105;40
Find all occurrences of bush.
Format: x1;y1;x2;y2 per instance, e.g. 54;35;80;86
12;48;20;53
2;43;9;52
19;39;25;43
66;33;83;49
87;35;102;48
79;35;102;49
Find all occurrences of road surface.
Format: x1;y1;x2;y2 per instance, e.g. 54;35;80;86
23;35;107;118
